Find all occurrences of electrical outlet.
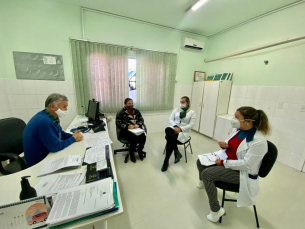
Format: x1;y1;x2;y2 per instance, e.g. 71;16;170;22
277;102;284;109
301;105;305;112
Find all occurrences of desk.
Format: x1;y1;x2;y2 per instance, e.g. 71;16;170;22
0;115;123;229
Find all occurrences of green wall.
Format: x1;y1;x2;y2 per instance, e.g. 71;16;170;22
0;0;81;81
0;0;208;85
205;3;305;86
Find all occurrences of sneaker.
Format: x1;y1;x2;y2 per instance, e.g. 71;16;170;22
207;207;226;223
197;180;204;189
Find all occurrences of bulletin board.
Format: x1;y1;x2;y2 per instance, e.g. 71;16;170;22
13;51;65;81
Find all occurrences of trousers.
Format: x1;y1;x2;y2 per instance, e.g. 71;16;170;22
196;159;240;212
164;127;182;163
120;129;146;155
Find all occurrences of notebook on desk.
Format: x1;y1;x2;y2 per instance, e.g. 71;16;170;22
0;196;50;229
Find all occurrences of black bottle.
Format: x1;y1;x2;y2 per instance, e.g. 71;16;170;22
19;176;37;200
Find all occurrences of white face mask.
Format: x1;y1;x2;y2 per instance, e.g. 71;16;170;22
230;118;241;129
180;103;187;109
55;107;68;119
231;118;255;128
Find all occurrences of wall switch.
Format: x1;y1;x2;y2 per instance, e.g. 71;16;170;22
301;105;305;112
277;102;284;109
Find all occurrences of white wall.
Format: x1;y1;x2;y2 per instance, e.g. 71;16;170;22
228;85;305;171
0;79;77;130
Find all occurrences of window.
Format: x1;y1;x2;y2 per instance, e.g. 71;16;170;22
128;58;136;103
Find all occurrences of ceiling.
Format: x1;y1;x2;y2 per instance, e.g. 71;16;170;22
47;0;302;36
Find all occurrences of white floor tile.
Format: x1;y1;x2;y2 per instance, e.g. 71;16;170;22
107;131;305;229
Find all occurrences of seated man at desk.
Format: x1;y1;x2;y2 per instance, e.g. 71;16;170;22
116;98;146;163
23;93;83;167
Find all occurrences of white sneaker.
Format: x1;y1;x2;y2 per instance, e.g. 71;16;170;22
207;207;226;223
197;180;204;189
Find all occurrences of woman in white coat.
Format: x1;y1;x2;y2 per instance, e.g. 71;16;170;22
196;106;270;223
161;96;196;172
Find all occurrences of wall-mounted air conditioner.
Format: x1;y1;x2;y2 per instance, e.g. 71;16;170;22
183;38;205;50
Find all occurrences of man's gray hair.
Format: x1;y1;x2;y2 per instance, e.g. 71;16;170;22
45;93;68;108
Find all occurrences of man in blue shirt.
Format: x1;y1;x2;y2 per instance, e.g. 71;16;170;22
23;93;83;167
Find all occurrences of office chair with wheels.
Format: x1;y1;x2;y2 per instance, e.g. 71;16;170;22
113;124;147;163
215;141;278;228
0;118;27;175
163;136;193;163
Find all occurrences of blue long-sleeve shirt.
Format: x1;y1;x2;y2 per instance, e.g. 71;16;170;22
23;110;75;167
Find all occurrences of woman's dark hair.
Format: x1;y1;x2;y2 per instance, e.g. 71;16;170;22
181;96;190;104
237;106;271;135
124;98;133;104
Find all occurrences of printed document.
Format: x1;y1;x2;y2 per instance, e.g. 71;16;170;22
96;160;107;171
38;155;82;177
35;171;86;196
46;178;114;226
128;128;145;136
198;150;228;166
84;146;106;164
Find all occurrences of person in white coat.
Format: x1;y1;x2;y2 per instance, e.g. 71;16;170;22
161;96;196;172
196;106;270;223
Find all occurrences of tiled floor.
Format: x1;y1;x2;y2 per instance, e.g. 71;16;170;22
107;131;305;229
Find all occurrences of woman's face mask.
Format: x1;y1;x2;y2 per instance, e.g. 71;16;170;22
230;118;241;129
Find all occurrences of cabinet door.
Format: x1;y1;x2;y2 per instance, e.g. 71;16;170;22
199;81;220;137
214;116;232;141
191;81;205;131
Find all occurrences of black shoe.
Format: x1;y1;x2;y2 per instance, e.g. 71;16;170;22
130;153;136;163
138;151;144;161
124;154;129;163
174;150;182;164
161;162;169;172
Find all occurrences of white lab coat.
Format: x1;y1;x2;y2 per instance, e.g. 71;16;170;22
223;129;268;207
168;108;196;143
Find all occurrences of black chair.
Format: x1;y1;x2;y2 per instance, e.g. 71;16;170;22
0;118;27;175
215;141;278;228
113;124;147;163
163;136;193;163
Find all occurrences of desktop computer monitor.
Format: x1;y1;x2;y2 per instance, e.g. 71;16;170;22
87;99;99;122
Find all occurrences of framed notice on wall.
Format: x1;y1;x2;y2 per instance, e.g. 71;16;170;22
194;71;206;82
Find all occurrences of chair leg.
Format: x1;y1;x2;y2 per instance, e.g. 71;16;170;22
184;144;187;163
219;189;226;223
253;205;260;228
189;141;193;154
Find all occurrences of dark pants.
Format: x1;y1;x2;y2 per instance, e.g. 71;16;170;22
196;159;240;212
120;129;146;156
164;127;182;163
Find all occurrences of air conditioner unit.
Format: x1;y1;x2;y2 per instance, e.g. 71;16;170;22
183;38;204;50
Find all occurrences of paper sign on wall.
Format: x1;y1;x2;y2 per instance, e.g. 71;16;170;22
43;56;56;65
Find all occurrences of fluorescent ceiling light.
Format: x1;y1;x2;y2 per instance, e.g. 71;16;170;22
191;0;208;11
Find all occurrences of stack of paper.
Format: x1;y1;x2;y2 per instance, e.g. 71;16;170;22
128;128;145;136
198;150;228;166
84;146;106;164
35;171;86;196
46;178;115;227
83;132;112;144
38;155;82;177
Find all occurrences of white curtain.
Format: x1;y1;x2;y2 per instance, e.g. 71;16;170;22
136;50;177;111
71;40;129;113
